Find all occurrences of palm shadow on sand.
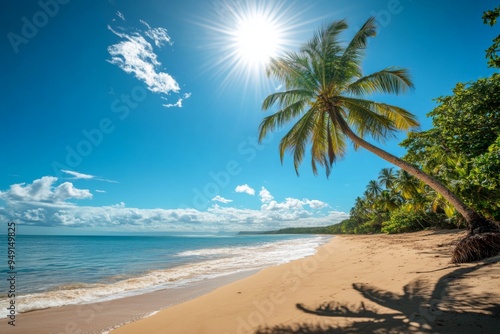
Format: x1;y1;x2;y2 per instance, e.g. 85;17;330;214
256;256;500;334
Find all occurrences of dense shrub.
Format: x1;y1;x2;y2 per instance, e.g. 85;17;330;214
382;209;439;234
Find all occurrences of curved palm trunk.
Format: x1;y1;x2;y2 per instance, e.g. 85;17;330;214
345;128;500;263
341;126;491;232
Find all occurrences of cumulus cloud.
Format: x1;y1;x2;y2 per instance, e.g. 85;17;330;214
235;184;255;196
305;199;329;209
107;20;188;108
0;178;345;232
259;187;274;203
212;195;233;204
0;177;92;203
0;199;348;232
261;197;329;211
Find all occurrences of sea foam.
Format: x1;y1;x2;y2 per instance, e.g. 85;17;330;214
0;235;330;316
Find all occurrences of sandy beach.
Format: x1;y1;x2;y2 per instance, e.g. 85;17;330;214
110;230;500;334
3;230;499;334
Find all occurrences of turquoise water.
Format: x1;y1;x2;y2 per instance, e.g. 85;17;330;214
0;234;330;314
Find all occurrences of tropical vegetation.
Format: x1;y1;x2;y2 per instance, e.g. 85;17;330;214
258;17;500;263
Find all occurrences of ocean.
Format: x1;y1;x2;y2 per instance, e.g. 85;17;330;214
0;234;330;317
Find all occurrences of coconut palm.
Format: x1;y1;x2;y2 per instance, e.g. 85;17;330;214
378;167;397;191
366;180;383;199
394;170;420;200
258;17;499;263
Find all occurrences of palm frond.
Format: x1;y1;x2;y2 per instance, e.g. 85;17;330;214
377;103;420;130
278;108;317;174
267;53;318;91
339;97;396;140
301;20;347;57
341;97;419;137
310;113;347;176
342;17;377;61
258;100;308;142
326;17;377;85
262;89;313;111
347;67;415;96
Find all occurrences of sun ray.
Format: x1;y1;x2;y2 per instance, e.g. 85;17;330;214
196;0;316;96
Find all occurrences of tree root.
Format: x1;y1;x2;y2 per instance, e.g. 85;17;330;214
451;231;500;263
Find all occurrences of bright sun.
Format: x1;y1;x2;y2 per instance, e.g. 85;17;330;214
234;14;282;66
200;0;307;93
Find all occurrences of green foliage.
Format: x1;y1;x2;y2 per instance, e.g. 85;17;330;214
400;73;500;221
248;220;370;235
381;209;451;234
428;74;500;158
468;135;500;190
260;226;333;234
346;73;500;233
483;5;500;68
325;219;360;234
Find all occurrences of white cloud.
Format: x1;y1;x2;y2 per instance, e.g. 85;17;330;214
212;195;233;204
62;170;94;180
116;11;125;21
0;178;345;232
61;170;117;183
53;182;93;202
107;26;180;95
305;199;329;209
235;184;255;196
95;190;106;193
261;197;329;211
163;92;191;108
259;187;274;203
0;177;92;203
0;200;348;232
140;20;172;47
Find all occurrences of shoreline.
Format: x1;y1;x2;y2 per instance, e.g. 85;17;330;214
2;231;499;333
0;235;330;334
111;230;500;334
0;269;262;334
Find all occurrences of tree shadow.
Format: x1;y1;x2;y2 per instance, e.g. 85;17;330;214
256;256;500;334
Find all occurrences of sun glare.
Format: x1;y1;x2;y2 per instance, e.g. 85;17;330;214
234;13;282;67
199;0;311;94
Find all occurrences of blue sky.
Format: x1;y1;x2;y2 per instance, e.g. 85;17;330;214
0;0;497;234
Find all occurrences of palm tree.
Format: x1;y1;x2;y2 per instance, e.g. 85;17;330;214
258;17;499;263
394;170;420;200
378;168;397;191
366;180;382;199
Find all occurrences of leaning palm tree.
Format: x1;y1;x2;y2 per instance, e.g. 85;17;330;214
258;17;500;263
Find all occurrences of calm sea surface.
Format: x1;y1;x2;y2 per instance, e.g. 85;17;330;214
0;234;330;315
